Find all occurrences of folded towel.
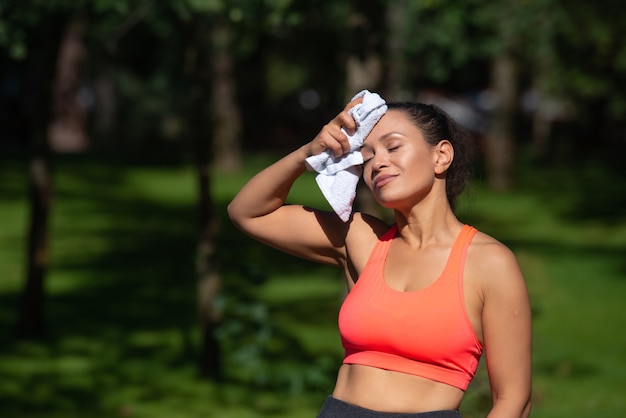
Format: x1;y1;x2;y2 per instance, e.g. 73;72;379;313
305;90;387;221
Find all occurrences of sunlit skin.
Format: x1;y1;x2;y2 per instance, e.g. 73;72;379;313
228;99;532;417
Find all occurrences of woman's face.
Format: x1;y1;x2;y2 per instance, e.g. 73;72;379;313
360;110;439;209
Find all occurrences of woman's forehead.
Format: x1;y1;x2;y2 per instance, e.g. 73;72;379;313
363;110;417;144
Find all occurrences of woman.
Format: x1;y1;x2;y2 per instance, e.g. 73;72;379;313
227;97;532;417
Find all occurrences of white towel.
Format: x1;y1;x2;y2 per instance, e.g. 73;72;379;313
305;90;387;221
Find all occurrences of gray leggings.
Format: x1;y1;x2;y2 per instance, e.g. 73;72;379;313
317;396;462;418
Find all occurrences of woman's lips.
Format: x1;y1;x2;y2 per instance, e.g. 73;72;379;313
373;174;396;189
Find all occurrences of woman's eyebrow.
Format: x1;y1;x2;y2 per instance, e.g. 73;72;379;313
379;132;404;141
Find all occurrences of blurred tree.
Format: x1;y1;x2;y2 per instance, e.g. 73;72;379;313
0;2;240;376
539;0;626;154
0;2;69;338
384;0;410;100
398;0;626;183
232;0;349;150
48;16;89;153
0;0;170;339
344;0;385;97
174;3;225;379
484;1;520;191
210;16;242;172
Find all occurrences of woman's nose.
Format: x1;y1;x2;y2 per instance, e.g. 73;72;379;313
371;153;388;171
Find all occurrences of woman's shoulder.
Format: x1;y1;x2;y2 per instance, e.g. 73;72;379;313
469;228;515;257
348;212;394;240
467;228;525;288
344;212;392;269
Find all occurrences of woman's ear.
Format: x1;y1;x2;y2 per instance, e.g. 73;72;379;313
434;140;454;175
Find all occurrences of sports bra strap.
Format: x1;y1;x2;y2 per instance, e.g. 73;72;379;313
366;224;397;263
443;225;477;278
364;224;475;279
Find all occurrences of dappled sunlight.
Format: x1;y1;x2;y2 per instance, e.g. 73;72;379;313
1;153;625;416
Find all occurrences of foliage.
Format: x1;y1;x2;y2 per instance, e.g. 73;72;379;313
399;0;626;122
401;0;521;85
3;0;624;151
2;0;626;416
549;1;626;118
0;0;354;155
1;154;626;417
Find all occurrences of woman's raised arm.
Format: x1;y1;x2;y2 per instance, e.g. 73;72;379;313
227;100;360;267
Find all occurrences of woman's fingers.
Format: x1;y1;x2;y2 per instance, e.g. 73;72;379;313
342;96;362;135
315;123;346;157
308;97;363;157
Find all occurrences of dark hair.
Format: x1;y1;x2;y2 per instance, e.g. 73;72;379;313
387;102;474;211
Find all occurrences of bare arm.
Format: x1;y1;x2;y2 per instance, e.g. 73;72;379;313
227;100;361;267
480;244;533;418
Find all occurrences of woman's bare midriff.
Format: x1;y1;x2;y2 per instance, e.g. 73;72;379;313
332;364;465;413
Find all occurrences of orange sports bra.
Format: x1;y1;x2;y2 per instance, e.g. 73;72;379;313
338;224;483;390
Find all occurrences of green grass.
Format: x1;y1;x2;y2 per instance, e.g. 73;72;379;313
0;153;625;417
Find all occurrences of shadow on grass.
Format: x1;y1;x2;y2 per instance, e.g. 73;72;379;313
2;152;625;417
520;155;626;224
0;156;340;417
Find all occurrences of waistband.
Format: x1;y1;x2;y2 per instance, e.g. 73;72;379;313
317;396;462;418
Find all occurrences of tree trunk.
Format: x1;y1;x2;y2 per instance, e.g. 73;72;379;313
195;163;222;379
345;1;386;218
93;69;116;151
211;21;242;173
530;93;552;162
48;17;88;153
15;16;66;339
384;0;408;101
16;156;53;339
344;1;385;98
345;54;383;99
183;15;223;380
485;53;518;191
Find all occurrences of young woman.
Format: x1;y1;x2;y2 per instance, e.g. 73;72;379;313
228;97;532;418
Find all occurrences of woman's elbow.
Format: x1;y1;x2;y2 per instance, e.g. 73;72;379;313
509;394;532;418
227;201;263;235
226;201;244;227
491;390;532;418
521;397;532;418
227;201;246;229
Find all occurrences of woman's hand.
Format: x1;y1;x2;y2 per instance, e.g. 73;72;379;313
227;97;367;267
304;97;362;158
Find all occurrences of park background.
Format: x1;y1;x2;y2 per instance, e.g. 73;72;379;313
1;1;625;417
